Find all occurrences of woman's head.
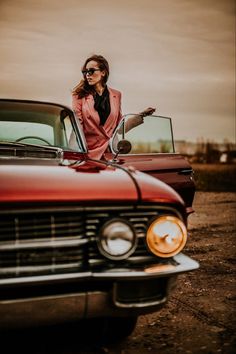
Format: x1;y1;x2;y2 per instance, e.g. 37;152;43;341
73;54;109;97
82;55;109;86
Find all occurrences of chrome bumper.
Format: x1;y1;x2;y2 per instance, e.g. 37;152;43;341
0;254;199;329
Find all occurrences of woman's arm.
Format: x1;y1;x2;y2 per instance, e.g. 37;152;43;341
72;94;84;128
124;107;156;133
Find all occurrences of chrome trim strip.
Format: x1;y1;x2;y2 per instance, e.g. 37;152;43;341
0;253;199;286
1;204;179;215
0;237;88;251
0;272;92;286
91;253;199;279
0;262;84;275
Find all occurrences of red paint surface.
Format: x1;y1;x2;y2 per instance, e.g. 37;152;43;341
0;164;136;202
104;153;191;172
105;152;195;208
0;160;183;206
133;170;184;205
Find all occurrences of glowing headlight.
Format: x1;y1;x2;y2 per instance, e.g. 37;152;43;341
146;215;187;258
98;219;137;260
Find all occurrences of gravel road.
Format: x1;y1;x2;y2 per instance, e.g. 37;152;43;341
2;192;236;354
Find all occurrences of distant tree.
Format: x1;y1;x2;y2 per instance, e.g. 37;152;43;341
194;138;205;163
205;140;220;163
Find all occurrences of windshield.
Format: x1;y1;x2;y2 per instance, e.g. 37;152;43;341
0;100;86;153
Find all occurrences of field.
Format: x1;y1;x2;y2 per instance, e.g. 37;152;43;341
191;163;236;192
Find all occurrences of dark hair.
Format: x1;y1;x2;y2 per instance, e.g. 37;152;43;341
72;54;110;98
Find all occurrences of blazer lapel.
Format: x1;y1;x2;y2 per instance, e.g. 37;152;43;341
104;87;118;130
85;89;118;138
85;95;98;121
85;94;110;138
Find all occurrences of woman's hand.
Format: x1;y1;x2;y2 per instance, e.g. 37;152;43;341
139;107;156;117
124;107;156;133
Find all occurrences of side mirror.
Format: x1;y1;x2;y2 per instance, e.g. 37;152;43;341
117;139;132;154
111;139;132;162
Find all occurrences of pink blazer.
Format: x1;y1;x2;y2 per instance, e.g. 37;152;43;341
72;87;122;160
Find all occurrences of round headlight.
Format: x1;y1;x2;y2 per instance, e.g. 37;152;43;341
98;219;137;260
146;215;187;258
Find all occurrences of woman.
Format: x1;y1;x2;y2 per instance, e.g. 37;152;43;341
72;54;155;159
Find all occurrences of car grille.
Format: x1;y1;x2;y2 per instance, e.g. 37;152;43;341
0;205;176;279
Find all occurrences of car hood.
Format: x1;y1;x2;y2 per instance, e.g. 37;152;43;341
0;159;184;206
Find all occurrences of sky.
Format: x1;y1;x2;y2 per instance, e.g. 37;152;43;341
0;0;235;143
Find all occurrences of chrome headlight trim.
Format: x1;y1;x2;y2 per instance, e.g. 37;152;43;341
97;218;137;260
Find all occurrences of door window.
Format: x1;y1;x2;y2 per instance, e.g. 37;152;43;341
111;115;175;154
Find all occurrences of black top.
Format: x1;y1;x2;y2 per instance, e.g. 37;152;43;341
94;86;111;126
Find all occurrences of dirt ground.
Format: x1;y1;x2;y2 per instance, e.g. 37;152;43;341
2;192;236;354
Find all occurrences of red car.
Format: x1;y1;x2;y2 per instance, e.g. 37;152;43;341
0;99;198;339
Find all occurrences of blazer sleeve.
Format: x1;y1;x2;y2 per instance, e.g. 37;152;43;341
72;94;83;128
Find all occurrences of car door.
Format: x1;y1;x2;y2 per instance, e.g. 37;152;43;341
104;114;195;214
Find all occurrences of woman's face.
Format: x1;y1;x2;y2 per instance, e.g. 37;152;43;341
84;60;105;86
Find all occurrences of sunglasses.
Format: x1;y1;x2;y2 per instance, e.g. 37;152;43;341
82;68;100;76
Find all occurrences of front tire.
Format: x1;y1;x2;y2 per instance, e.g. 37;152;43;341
101;316;138;342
